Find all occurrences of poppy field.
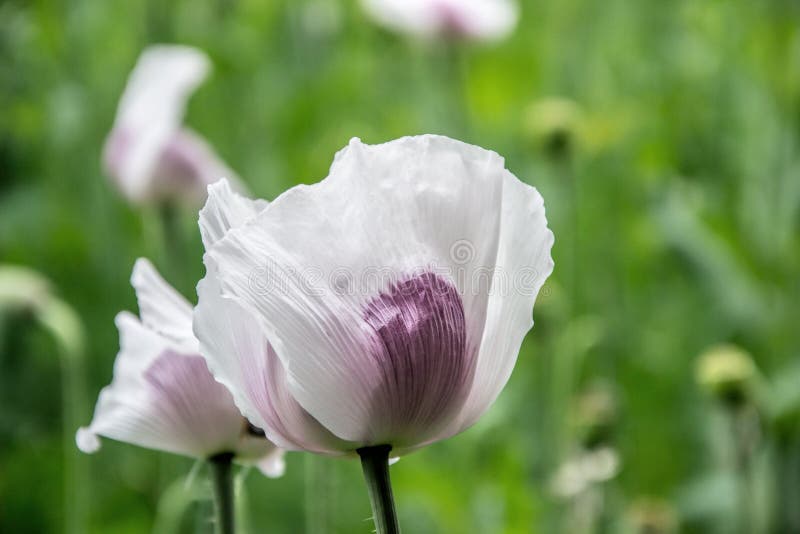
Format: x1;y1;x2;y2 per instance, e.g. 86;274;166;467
1;1;799;533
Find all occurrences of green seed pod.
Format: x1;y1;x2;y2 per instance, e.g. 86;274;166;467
696;344;757;408
523;97;582;160
626;498;678;534
573;381;618;449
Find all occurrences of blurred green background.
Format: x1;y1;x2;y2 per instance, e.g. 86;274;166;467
2;0;800;532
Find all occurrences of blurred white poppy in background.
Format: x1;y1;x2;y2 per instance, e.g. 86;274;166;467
551;447;621;498
77;259;284;477
103;45;239;205
360;0;519;41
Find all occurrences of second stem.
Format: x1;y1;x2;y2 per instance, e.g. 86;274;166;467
209;452;235;534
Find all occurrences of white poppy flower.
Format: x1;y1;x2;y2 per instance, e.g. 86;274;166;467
360;0;518;41
551;447;621;498
194;135;553;457
77;258;284;478
102;45;239;205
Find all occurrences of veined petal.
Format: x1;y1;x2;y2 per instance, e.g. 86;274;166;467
454;172;554;431
81;264;284;467
103;45;210;203
131;258;196;351
194;265;351;454
205;135;508;448
78;313;243;458
199;179;269;250
140;350;247;456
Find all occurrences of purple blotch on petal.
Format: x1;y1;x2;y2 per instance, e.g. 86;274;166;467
144;351;241;455
242;343;353;454
362;271;476;446
150;131;219;198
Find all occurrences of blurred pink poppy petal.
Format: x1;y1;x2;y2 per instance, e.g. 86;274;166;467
102;45;239;205
360;0;519;41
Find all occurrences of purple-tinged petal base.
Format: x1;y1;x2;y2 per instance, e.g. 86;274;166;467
362;271;476;446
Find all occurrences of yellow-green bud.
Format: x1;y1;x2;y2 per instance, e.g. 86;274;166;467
523;97;582;159
625;498;678;534
573;382;618;448
696;344;757;407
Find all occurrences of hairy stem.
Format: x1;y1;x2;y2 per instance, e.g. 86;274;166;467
357;445;399;534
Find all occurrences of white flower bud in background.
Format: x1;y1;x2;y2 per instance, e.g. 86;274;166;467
551;446;621;499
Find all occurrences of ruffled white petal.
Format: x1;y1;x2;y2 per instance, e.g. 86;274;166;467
78;312;242;458
199;179;269;250
453;172;554;432
103;45;212;203
194;264;351;454
131;258;197;351
81;263;285;466
205;135;509;447
360;0;518;41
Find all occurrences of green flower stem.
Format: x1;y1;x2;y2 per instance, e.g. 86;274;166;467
59;342;88;534
152;473;205;534
158;201;186;283
38;297;88;534
357;445;399;534
729;406;759;534
141;202;185;287
209;452;236;534
234;470;254;534
305;454;331;534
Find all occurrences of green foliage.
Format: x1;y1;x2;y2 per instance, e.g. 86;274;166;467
1;0;799;532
